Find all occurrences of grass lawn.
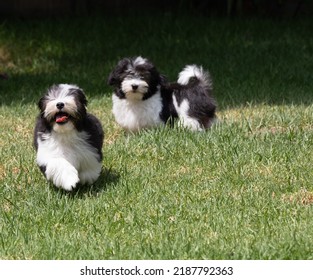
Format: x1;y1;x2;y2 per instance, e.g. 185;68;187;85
0;14;313;259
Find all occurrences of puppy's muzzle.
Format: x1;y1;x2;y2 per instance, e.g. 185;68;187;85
55;102;69;124
56;102;65;110
131;84;138;91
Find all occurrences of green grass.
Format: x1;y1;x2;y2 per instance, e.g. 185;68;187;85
1;15;313;259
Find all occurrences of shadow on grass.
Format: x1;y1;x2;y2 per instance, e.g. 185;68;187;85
0;72;110;106
2;17;313;108
55;167;120;198
0;74;63;106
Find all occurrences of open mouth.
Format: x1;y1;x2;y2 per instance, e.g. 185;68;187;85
55;112;69;124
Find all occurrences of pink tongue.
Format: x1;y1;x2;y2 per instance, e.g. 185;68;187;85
56;115;68;123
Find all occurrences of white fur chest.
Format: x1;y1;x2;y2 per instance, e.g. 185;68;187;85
112;91;163;132
36;130;99;172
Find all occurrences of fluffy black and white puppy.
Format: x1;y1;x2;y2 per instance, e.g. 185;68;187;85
34;84;104;191
108;56;216;132
171;65;217;131
108;56;177;132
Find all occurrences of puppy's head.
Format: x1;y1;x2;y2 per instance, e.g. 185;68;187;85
108;56;165;101
38;84;87;132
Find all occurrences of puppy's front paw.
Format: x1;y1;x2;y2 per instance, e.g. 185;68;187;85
45;159;80;191
60;169;80;191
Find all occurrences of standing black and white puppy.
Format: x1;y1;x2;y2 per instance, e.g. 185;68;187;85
108;56;216;132
171;65;217;131
34;84;104;191
108;56;177;132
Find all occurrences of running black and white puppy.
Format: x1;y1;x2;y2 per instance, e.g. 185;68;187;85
108;56;177;132
34;84;104;191
108;56;216;132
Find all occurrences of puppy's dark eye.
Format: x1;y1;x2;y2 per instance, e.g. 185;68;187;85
141;73;150;80
126;70;135;75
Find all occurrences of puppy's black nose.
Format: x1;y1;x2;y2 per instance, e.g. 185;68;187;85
56;102;64;110
131;84;138;90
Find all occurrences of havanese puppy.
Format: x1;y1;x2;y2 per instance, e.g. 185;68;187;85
171;65;217;131
34;84;104;191
108;56;216;132
108;56;177;132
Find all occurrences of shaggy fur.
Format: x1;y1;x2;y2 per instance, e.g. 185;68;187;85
34;84;104;191
108;56;177;132
171;65;217;131
108;56;217;132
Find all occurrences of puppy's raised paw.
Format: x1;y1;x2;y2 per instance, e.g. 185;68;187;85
45;158;79;191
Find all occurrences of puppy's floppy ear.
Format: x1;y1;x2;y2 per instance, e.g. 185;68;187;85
69;87;88;109
70;87;88;119
108;58;130;86
75;88;88;107
107;70;119;86
38;95;47;113
159;74;168;85
147;64;167;87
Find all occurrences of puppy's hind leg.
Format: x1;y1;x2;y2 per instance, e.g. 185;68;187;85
173;98;203;131
45;158;80;191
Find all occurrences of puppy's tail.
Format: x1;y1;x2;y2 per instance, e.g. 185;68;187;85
177;65;212;90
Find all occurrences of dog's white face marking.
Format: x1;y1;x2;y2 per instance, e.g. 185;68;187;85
121;78;149;101
119;59;151;101
44;94;77;121
41;84;81;132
